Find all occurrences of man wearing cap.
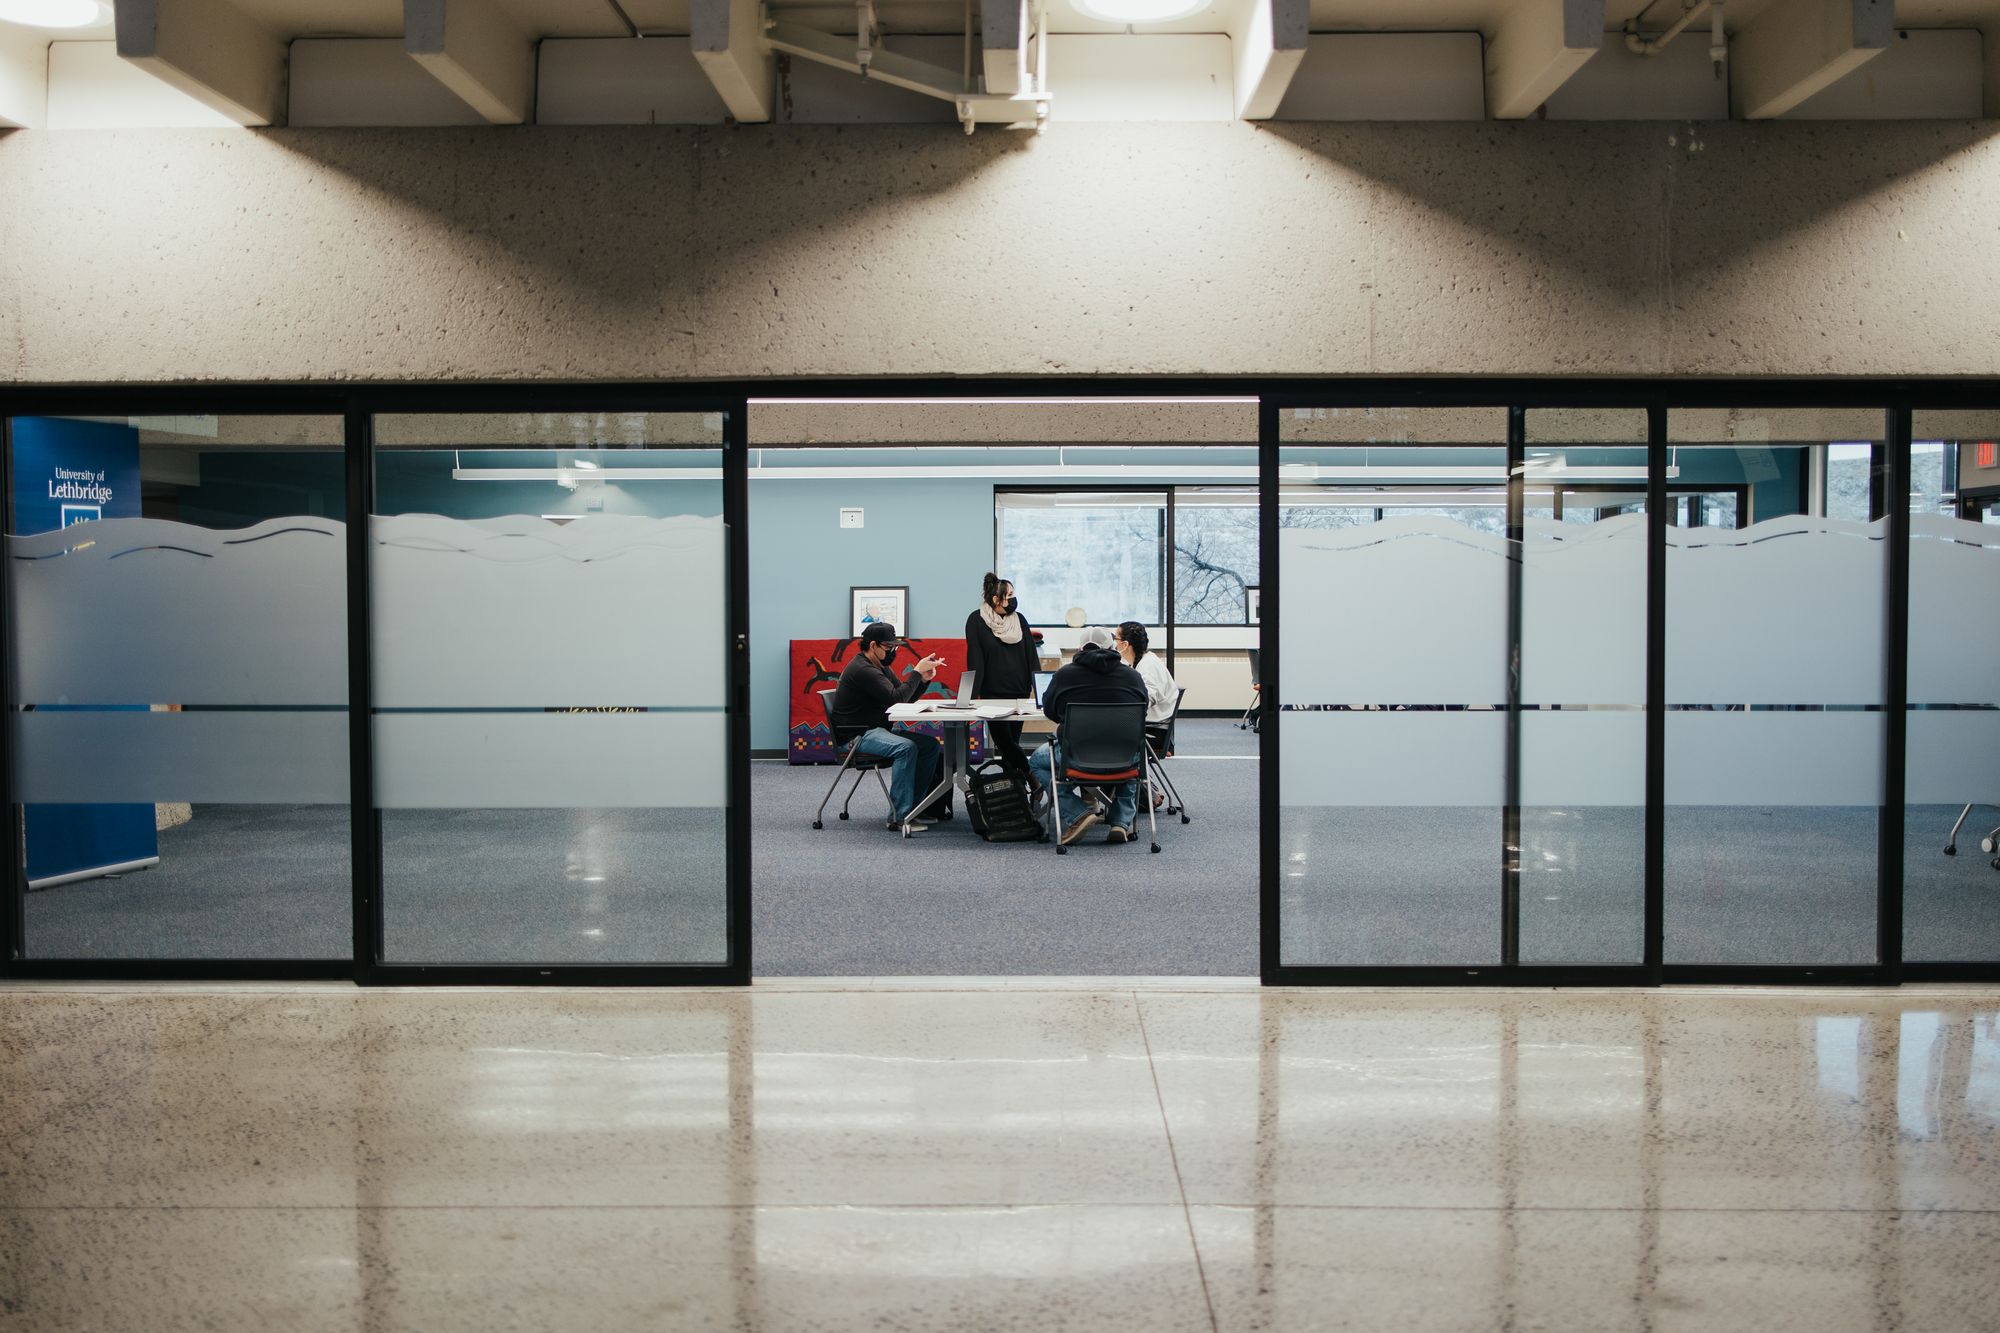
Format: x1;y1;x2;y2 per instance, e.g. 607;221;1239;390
1032;625;1148;846
830;623;951;831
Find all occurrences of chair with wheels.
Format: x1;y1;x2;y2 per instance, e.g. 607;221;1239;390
1237;648;1261;734
811;689;892;829
1145;686;1192;825
1047;701;1159;855
1942;802;2000;872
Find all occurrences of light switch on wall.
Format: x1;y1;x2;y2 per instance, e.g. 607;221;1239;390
839;508;864;529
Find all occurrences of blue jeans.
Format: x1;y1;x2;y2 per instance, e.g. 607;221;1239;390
1029;740;1137;831
852;725;945;823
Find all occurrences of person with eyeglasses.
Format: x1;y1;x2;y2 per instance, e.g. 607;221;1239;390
829;622;950;832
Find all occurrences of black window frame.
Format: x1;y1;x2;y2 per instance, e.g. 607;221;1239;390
0;376;1995;988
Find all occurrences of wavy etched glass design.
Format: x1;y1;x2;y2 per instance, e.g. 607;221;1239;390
371;513;725;710
1279;510;1505;967
8;517;349;804
1905;512;2000;961
1664;513;1886;965
11;517;347;707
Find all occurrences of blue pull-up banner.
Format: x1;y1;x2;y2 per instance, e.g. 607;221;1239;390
11;417;160;887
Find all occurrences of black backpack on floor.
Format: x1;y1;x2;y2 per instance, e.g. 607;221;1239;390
966;760;1044;843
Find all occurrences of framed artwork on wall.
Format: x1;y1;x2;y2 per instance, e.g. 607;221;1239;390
1245;585;1260;625
850;585;909;636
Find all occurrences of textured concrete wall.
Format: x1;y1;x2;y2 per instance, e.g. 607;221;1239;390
2;121;1999;384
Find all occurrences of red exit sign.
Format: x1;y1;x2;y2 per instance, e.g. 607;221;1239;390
1977;441;1998;470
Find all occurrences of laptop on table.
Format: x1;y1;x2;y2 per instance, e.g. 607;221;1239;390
933;671;978;710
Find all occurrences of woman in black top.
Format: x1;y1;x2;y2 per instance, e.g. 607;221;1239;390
965;572;1042;790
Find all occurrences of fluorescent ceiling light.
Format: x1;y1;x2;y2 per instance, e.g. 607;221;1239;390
1072;0;1210;21
0;0;101;28
748;396;1255;406
571;457;599;469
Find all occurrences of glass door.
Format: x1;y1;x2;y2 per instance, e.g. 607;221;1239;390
1662;408;1889;971
365;410;739;976
1272;406;1512;972
5;412;350;968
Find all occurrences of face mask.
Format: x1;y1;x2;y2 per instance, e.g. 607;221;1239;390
879;647;898;667
1004;597;1018;614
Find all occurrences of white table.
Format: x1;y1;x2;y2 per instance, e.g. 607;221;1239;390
884;698;1043;837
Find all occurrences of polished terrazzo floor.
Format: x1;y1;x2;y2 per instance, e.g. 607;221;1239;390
3;983;1998;1331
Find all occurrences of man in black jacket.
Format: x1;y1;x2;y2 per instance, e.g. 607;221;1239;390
1033;626;1148;846
830;622;950;831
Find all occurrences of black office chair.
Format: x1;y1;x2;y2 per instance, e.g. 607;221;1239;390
1237;648;1261;734
1145;687;1191;825
811;689;892;829
1048;701;1158;855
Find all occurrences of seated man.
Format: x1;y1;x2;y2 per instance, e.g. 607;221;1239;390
1032;625;1148;846
829;622;951;831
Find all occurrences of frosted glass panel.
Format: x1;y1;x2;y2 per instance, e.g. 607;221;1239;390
10;518;346;706
1280;712;1504;806
1663;427;1884;967
1277;418;1506;969
1905;415;2000;963
1666;517;1886;705
1908;515;2000;703
369;418;730;968
372;514;725;708
374;713;724;808
1283;518;1506;704
1521;515;1646;704
16;710;348;804
7;414;349;961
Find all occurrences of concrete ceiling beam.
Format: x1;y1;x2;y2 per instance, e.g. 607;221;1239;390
1484;0;1604;120
1732;0;1892;119
692;0;776;123
982;0;1027;97
1229;0;1307;120
0;25;47;128
405;0;536;124
114;0;287;126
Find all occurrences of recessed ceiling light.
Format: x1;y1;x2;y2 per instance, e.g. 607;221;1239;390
0;0;101;28
1073;0;1210;23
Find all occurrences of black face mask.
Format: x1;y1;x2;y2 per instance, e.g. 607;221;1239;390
878;646;898;667
1004;597;1018;615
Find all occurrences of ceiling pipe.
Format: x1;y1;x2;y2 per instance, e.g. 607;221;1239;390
1625;0;1710;55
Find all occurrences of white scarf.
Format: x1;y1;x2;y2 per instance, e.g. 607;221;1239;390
979;604;1024;645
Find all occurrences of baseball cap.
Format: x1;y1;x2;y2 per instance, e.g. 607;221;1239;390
1079;626;1115;650
859;622;902;647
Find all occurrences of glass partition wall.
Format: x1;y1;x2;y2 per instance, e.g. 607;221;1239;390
5;414;350;963
1265;396;1997;984
1905;412;2000;965
4;387;1995;986
368;412;735;971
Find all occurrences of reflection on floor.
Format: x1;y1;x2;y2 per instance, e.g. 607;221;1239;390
2;983;1996;1331
755;718;1260;976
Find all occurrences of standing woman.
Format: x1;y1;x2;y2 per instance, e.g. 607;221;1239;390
965;572;1042;792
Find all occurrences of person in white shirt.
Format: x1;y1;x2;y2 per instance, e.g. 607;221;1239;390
1116;621;1178;814
1115;622;1177;726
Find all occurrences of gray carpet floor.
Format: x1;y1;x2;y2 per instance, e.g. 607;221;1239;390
16;718;2000;973
752;721;1260;976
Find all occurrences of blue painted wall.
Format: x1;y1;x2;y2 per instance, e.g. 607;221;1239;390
749;479;996;750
